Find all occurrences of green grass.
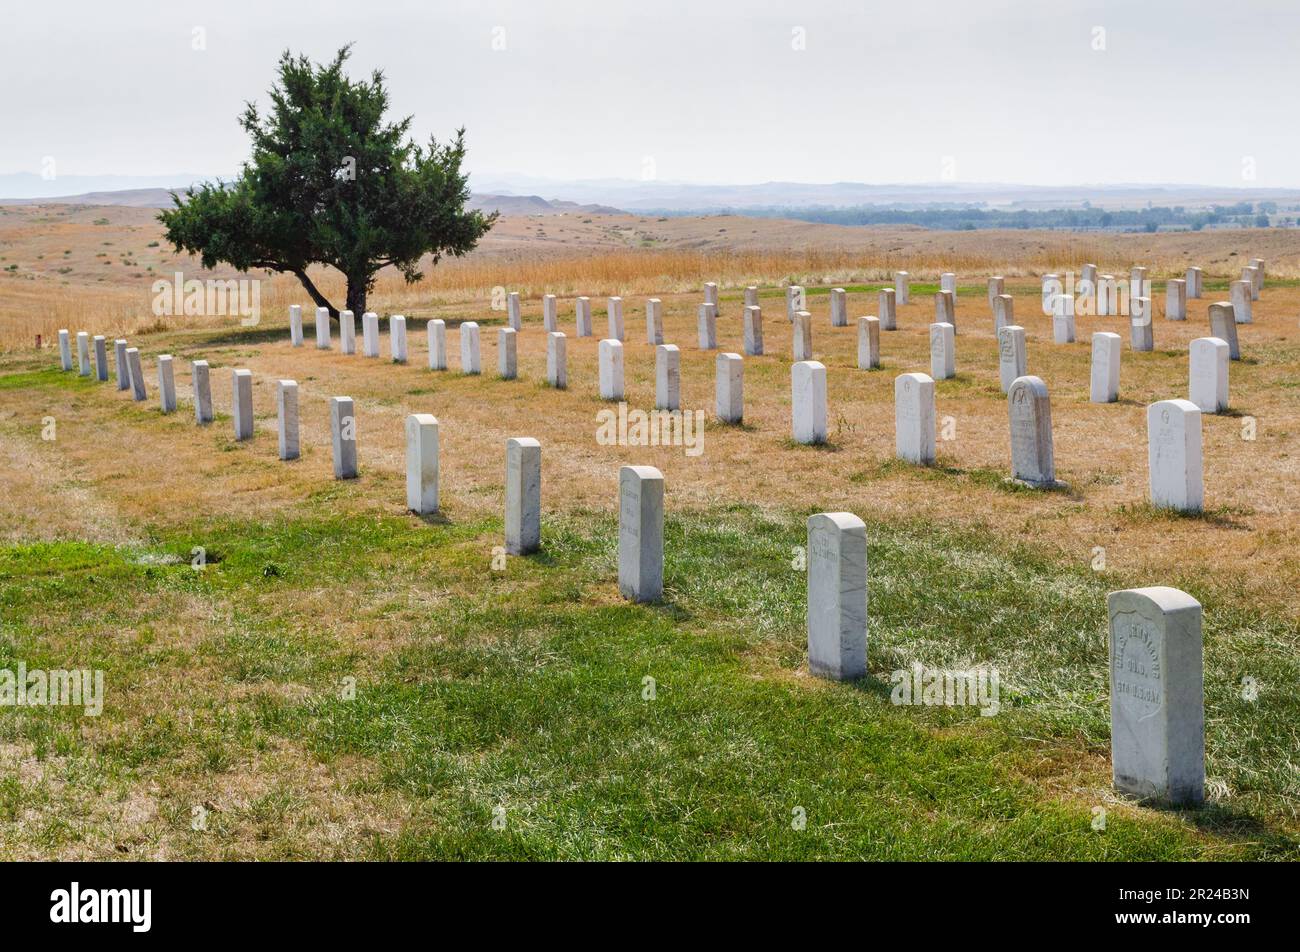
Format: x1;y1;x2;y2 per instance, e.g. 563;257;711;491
0;504;1296;859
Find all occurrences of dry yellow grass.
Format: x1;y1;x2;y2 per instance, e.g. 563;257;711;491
4;201;1299;349
4;271;1298;620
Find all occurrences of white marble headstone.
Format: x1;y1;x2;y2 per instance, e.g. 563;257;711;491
1090;332;1121;403
716;352;743;424
791;360;827;445
1147;399;1203;511
618;465;664;603
1108;586;1204;806
277;379;299;460
655;344;680;410
894;372;935;465
857;316;880;370
546;332;567;389
505;437;542;555
806;512;868;682
1188;337;1228;413
599;339;624;399
405;413;439;513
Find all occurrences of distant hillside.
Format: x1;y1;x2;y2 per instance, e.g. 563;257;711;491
468;194;623;216
0;187;623;216
0;187;184;207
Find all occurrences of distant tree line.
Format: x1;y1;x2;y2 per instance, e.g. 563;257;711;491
648;202;1289;232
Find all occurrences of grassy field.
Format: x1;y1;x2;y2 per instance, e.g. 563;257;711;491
1;208;1298;859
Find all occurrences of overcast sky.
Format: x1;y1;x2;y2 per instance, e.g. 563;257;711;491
3;0;1298;188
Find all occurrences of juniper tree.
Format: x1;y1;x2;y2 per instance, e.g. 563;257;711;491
160;45;494;318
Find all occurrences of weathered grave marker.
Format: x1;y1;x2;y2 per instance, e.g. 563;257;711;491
1108;586;1205;806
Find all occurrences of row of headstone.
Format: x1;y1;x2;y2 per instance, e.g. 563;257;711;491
290;305;412;362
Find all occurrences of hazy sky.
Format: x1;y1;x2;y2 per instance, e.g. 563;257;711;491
3;0;1299;187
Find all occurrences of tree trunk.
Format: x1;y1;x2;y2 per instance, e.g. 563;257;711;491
291;268;339;320
346;279;367;319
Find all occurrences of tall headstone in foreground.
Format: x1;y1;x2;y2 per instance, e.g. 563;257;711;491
316;307;331;350
157;355;176;413
405;413;439;514
994;294;1013;333
546;332;567;389
793;310;813;361
1147;399;1202;512
791;360;827;445
987;276;1004;308
289;305;303;347
716;352;743;424
277;379;299;460
127;348;147;402
76;332;91;376
997;325;1026;393
1208;303;1240;360
857;316;880;370
878;288;897;331
1230;280;1252;325
57;329;72;371
363;312;380;357
894;271;910;306
599;339;624;399
460;322;481;374
1165;278;1187;321
744;305;764;356
894;372;935;465
1130;298;1154;352
114;340;130;391
508;291;522;331
655;344;681;410
1188;337;1229;413
806;512;868;682
505;437;542;555
1186;266;1203;299
929;322;954;380
231;368;253;439
543;294;558;333
830;288;848;327
192;360;213;424
340;310;356;355
645;298;663;345
607;296;625;341
1007;375;1056;488
1108;586;1205;806
330;396;358;479
575;297;593;337
390;315;408;364
498;327;517;379
93;336;108;381
697;303;718;349
618;465;664;603
428;319;448;370
1090;332;1121;403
